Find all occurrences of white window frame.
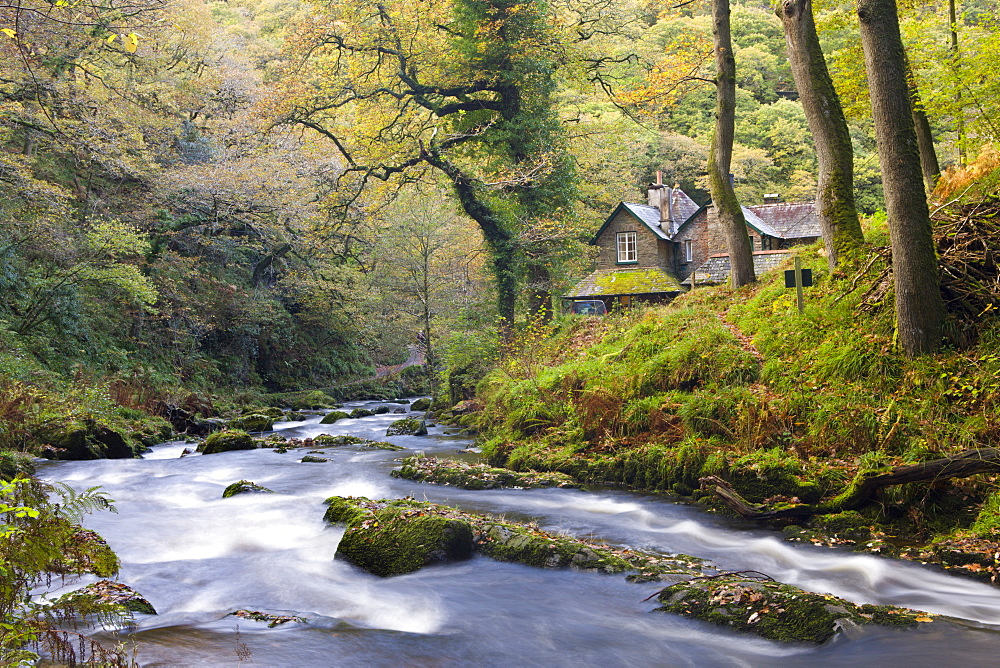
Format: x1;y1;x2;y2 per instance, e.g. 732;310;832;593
616;231;637;263
684;239;693;262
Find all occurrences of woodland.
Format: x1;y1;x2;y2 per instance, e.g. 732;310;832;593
2;0;1000;662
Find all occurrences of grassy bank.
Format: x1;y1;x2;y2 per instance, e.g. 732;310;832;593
444;190;999;579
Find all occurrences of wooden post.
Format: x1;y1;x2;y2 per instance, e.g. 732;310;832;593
794;255;804;315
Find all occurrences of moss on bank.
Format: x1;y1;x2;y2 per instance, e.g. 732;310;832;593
655;574;930;643
392;455;578;489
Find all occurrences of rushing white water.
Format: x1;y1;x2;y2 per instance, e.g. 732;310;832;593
40;401;1000;666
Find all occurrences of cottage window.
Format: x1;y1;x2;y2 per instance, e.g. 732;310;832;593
684;240;693;262
616;232;637;263
748;235;755;251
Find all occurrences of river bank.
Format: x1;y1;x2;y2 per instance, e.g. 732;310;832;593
32;403;1000;664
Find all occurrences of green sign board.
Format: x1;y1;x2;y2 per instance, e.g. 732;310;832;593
784;268;813;288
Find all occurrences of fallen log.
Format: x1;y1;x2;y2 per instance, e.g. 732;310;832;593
701;447;1000;522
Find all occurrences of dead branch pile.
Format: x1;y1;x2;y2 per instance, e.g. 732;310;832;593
935;196;1000;325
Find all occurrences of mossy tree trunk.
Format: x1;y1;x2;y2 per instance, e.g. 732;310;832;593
778;0;864;270
701;447;1000;522
709;0;755;287
857;0;943;356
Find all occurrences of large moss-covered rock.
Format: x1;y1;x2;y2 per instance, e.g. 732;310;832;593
335;505;474;577
410;397;432;411
323;497;704;580
478;524;631;571
228;414;274;433
48;523;120;577
654;574;931;644
313;434;367;446
201;430;256;455
386;418;427;436
60;580;156;615
349;408;375;419
393;456;578;490
38;420;138;460
320;411;350;424
222;480;274;498
283;390;335;410
0;451;36;481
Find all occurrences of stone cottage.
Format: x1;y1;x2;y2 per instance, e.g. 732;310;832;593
565;175;823;307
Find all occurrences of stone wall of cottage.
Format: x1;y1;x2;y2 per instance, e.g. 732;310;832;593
596;210;673;269
672;206;771;281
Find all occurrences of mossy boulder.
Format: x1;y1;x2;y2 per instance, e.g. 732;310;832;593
335;505;474;577
301;455;329;463
45;521;119;578
410;397;432;411
0;451;36;481
478;524;631;571
200;430;256;455
364;441;405;451
323;496;704;580
59;580;156;615
284;412;308;422
228;414;274;433
654;574;931;644
320;411;350;424
314;434;367;446
283;390;335;410
386;418;427;436
222;480;274;498
349;408;375;419
392;456;578;490
39;420;138;460
373;405;391;414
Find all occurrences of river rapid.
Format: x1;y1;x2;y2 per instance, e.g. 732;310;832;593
39;400;1000;666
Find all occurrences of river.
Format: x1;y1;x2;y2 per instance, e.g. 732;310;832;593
39;400;1000;666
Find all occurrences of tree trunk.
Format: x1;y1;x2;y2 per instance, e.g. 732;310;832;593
908;68;940;193
525;262;552;325
709;0;755;287
949;0;966;164
857;0;943;356
778;0;864;270
421;146;518;339
701;447;1000;522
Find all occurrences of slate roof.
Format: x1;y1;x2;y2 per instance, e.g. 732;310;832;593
565;267;684;298
748;202;822;239
683;250;792;285
742;206;778;237
614;189;702;240
621;203;671;240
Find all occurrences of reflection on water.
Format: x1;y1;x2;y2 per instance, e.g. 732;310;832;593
40;399;1000;666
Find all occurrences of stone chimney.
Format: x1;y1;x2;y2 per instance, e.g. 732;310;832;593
763;193;781;204
648;170;674;231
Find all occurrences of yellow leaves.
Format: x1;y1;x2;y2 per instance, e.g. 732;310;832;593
615;33;713;111
105;32;139;52
914;615;934;622
1;28;15;39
